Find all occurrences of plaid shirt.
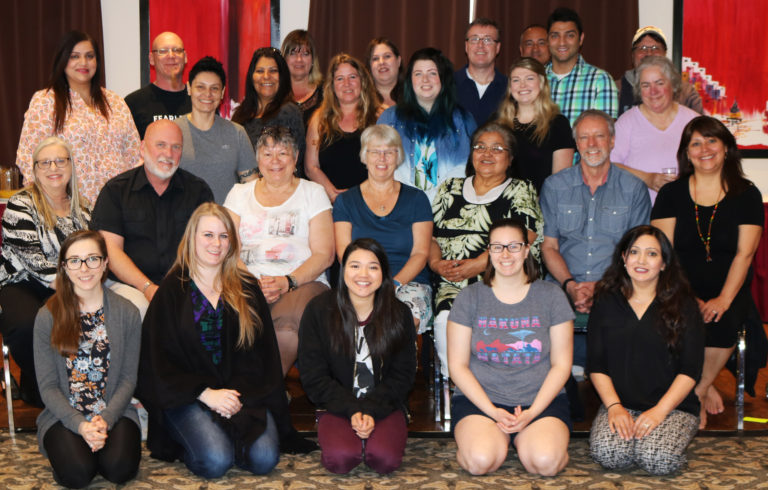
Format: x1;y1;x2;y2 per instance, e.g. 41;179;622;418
546;55;618;125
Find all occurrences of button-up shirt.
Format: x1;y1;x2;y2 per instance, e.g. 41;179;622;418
540;163;650;282
546;55;618;125
91;166;214;284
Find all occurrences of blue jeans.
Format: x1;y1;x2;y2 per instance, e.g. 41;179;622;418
163;402;279;478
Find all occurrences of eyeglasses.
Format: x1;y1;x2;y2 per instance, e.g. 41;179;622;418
34;157;70;170
472;144;508;155
489;242;525;253
467;36;498;45
288;48;312;58
366;149;398;159
64;255;104;270
152;48;185;56
633;45;664;54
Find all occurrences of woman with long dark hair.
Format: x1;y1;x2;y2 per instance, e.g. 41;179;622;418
138;203;312;479
33;230;141;488
298;238;416;474
232;47;306;176
378;47;476;201
651;116;763;429
588;225;705;474
365;38;403;107
16;30;140;204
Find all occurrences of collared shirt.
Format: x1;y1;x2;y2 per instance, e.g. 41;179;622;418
91;166;214;284
546;55;618;125
540;164;650;282
454;65;508;126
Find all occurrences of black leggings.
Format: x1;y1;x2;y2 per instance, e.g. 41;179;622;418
43;417;141;488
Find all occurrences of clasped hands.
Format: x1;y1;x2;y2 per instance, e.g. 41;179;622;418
565;280;596;313
493;406;534;434
78;415;108;452
259;275;290;304
350;411;375;439
199;388;242;419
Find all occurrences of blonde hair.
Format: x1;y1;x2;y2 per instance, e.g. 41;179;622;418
174;203;261;347
29;136;89;230
497;58;560;146
314;53;381;146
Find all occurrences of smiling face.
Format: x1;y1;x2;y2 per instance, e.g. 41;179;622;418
686;131;726;176
472;131;511;181
194;215;231;269
64;238;107;297
411;59;441;110
639;66;673;114
632;34;666;68
257;139;297;184
343;248;383;303
252;56;280;104
188;71;225;115
488;226;528;278
465;24;500;70
623;234;664;287
520;26;550;65
548;21;583;66
33;144;72;195
575;116;614;168
333;62;362;105
508;67;541;106
363;138;399;182
142;121;182;180
65;40;97;88
370;44;401;88
285;44;312;79
150;32;186;82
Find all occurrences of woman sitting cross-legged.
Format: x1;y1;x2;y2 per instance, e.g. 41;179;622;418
34;230;141;488
298;238;417;474
588;225;704;475
137;203;313;479
448;218;573;476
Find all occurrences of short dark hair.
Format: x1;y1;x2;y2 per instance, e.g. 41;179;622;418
466;17;501;38
188;56;226;87
547;7;583;35
482;218;539;285
465;121;519;179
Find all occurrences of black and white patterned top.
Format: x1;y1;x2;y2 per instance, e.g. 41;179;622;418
0;189;90;288
352;321;374;398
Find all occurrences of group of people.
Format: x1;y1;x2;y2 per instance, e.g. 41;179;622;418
0;4;763;487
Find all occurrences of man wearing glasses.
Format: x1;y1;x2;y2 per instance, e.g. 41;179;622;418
125;31;191;139
454;18;508;126
617;26;703;116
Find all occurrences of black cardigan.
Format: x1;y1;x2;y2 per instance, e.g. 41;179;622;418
297;290;417;420
136;266;292;461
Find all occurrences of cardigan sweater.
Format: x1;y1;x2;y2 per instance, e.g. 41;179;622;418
33;288;141;455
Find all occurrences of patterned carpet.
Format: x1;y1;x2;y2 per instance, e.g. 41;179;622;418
1;433;767;488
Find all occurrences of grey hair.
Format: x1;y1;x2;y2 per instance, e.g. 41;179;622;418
359;124;405;167
572;109;616;140
633;55;681;100
255;126;298;157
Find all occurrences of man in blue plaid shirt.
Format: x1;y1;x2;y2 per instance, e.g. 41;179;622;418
545;7;618;126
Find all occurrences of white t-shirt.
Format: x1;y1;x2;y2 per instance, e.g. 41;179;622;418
223;179;332;285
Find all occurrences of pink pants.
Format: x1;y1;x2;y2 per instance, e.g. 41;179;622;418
317;410;407;474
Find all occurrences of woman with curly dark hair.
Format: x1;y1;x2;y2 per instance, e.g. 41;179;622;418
587;225;705;475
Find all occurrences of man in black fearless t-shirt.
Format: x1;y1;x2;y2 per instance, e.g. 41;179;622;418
125;31;191;139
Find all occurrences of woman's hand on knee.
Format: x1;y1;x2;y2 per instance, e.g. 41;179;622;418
350;412;375;439
199;388;243;418
607;404;634;441
633;406;666;439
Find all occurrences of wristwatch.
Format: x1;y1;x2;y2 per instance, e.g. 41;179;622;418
285;275;298;291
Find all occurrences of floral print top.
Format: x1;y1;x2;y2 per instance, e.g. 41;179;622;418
190;281;224;366
16;88;141;204
66;309;110;419
432;176;543;314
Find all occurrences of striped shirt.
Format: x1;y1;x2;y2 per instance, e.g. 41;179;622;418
546;55;618;125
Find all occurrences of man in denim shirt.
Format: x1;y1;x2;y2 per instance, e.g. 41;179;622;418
540;110;650;370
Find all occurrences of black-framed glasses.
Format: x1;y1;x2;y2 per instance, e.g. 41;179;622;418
64;255;104;270
467;36;498;45
34;157;70;170
472;144;508;155
152;47;185;56
489;242;525;253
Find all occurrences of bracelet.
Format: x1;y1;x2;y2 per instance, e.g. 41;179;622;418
561;277;575;290
606;402;622;410
141;281;152;293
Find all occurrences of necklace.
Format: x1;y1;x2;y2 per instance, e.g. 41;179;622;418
692;181;722;262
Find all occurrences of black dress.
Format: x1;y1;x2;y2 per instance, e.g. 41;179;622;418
318;129;368;190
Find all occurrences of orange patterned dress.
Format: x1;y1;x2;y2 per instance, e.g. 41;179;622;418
15;88;141;204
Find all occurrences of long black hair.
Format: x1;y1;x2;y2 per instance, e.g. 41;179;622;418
329;238;409;359
595;225;696;349
232;47;292;125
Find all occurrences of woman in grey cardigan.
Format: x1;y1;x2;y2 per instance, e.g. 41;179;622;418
34;230;141;488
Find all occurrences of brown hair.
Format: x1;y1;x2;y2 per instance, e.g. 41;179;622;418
47;230;108;355
280;30;323;86
482;218;539;285
174;203;262;347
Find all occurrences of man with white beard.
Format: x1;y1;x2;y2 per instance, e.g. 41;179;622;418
91;120;213;316
540;110;649;377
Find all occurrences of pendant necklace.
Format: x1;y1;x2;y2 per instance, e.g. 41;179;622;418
692;180;722;263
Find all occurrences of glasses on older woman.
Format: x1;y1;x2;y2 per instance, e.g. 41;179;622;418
366;149;397;159
472;144;508;155
35;157;71;170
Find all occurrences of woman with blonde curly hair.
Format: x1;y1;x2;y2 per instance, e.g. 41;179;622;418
497;57;574;192
305;53;383;203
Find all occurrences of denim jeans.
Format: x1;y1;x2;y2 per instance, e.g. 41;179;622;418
163;402;279;478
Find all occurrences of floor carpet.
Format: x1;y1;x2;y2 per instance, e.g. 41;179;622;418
2;434;767;488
